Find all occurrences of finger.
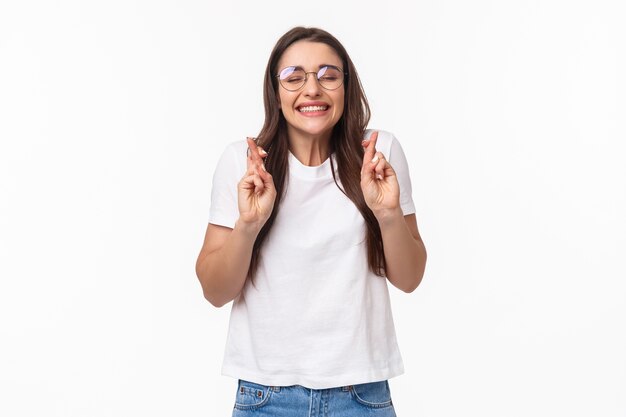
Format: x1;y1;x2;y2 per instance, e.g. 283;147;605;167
246;137;257;154
382;160;396;177
249;139;268;161
242;171;264;193
374;156;387;180
370;151;384;166
361;130;378;148
250;141;269;178
368;151;385;178
361;131;379;171
253;173;264;195
260;171;274;193
240;173;257;191
257;161;272;184
247;137;261;163
256;164;269;185
246;139;255;173
246;137;263;174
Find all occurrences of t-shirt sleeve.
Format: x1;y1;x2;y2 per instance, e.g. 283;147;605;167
208;141;246;229
385;133;417;216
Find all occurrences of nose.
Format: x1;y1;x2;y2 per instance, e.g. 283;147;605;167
302;73;322;96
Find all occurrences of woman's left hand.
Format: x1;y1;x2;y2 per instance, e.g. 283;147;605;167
360;131;401;216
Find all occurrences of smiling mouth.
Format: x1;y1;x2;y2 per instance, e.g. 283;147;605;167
297;105;328;113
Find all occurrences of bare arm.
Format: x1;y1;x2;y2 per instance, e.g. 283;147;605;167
377;211;427;293
195;222;261;307
361;131;427;293
195;138;275;307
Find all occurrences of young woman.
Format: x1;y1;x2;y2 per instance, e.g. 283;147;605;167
196;26;426;416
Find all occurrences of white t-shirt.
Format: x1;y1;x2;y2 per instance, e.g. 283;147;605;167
208;129;415;389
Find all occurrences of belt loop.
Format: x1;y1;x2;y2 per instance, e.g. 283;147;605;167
272;386;281;392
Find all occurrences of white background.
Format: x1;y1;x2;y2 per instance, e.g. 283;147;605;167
1;0;625;416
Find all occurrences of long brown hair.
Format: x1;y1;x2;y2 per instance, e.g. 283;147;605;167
249;26;386;278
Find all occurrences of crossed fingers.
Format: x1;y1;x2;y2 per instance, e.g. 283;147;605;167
245;137;270;195
361;131;387;180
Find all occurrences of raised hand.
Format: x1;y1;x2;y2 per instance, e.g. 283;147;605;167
360;131;401;216
237;137;277;229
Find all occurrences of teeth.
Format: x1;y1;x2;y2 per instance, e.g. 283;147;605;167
298;105;327;112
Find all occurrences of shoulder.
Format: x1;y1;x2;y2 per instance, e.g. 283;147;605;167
213;140;248;177
220;140;248;158
215;140;248;166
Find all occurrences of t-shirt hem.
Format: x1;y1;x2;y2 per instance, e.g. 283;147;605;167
401;202;416;216
220;363;405;390
208;214;236;229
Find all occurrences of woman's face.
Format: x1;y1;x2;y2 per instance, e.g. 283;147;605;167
276;41;345;142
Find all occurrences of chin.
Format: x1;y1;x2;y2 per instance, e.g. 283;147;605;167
299;125;335;137
300;118;339;132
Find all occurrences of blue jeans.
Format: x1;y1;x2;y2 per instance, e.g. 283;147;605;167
232;379;397;417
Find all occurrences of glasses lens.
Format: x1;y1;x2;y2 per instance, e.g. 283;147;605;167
277;66;344;91
317;66;343;90
279;67;306;91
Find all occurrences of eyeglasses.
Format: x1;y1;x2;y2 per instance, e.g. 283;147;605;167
276;65;346;91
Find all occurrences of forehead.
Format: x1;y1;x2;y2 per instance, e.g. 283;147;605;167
277;41;342;70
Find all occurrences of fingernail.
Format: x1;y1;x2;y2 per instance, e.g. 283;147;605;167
371;155;379;163
260;149;268;156
376;174;383;180
361;140;368;146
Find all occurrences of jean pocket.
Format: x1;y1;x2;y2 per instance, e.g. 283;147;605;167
233;379;274;411
350;380;394;408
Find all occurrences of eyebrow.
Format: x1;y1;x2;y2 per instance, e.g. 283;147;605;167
284;64;340;71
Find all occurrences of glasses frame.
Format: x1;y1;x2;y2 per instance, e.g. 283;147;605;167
276;65;347;92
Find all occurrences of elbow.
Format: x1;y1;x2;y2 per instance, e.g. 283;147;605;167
402;251;427;294
410;246;427;292
196;258;226;308
196;271;230;309
196;267;239;308
389;273;423;294
402;275;423;293
203;290;230;308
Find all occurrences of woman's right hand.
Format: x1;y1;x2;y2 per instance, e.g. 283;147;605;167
237;137;276;230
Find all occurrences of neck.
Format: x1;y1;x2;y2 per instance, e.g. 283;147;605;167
287;130;332;167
